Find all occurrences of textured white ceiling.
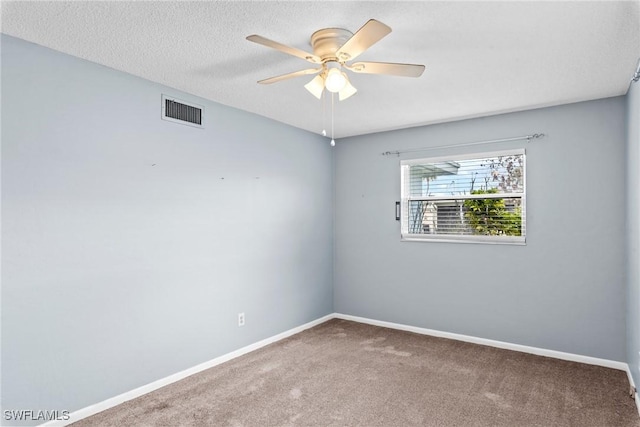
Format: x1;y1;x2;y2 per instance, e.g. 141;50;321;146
2;1;639;138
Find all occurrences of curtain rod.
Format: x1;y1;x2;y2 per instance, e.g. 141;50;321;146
381;133;545;157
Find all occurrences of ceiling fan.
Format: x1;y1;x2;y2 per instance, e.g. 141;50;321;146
247;19;425;101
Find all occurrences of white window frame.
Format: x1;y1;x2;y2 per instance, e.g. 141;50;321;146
400;149;526;245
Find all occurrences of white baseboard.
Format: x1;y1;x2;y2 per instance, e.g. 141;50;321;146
42;314;333;426
334;313;628;371
43;312;637;426
626;365;640;417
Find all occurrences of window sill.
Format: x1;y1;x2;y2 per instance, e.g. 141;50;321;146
401;234;526;245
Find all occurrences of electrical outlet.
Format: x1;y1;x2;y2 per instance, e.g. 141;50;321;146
238;312;245;327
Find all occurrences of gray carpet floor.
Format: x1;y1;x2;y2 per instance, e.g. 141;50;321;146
73;319;640;426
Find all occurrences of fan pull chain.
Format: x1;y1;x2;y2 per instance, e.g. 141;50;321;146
330;92;335;147
321;90;327;137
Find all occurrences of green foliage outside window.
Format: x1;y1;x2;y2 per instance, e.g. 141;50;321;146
463;189;522;236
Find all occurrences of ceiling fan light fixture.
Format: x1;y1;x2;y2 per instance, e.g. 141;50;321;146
339;80;357;101
325;67;347;93
247;19;425;101
304;75;325;99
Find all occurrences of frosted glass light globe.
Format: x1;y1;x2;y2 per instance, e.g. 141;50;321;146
325;68;347;93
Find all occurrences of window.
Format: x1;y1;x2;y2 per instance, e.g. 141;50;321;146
400;149;526;244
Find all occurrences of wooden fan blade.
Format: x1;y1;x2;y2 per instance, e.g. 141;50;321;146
258;68;321;85
247;35;321;64
346;61;425;77
335;19;392;62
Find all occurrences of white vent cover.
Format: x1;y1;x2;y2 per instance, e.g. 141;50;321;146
161;95;204;128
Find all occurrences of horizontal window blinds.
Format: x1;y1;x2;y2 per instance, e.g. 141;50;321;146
400;150;525;243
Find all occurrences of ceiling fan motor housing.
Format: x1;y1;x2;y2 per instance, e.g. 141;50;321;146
310;28;353;62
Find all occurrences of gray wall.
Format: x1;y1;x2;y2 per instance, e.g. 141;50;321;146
334;97;627;362
1;31;634;425
1;35;333;421
627;79;640;386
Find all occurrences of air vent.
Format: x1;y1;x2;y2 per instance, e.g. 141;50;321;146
161;95;204;128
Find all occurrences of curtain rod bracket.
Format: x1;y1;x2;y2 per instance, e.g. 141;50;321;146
382;151;400;157
528;133;545;142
